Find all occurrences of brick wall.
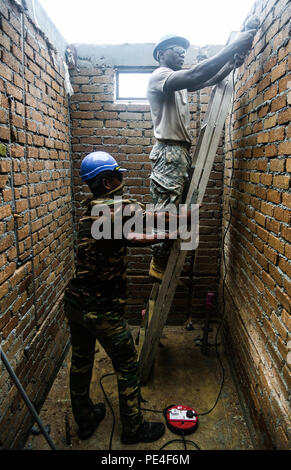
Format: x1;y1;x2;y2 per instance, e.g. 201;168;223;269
2;0;289;452
69;51;224;323
0;0;73;449
221;0;290;450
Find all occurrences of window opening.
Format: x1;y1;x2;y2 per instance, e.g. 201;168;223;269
116;69;155;103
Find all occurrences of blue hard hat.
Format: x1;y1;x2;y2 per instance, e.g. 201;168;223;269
153;34;190;61
80;151;127;182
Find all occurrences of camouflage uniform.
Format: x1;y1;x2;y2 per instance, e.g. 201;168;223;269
149;141;191;263
64;185;145;436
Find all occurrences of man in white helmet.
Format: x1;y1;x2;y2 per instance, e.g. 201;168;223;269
147;30;256;280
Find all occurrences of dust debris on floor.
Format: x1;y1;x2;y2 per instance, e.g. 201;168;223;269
24;324;254;452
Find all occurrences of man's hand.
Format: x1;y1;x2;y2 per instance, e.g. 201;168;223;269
231;30;256;56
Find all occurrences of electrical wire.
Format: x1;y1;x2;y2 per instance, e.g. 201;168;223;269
221;69;237;317
193;68;237;419
99;375;202;451
160;437;201;451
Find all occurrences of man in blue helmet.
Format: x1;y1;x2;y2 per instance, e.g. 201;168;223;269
64;151;193;444
147;30;256;280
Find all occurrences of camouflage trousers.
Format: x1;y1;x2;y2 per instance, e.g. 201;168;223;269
149;142;191;263
65;301;143;436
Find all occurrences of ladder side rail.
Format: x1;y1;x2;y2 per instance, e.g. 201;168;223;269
197;77;235;204
139;249;189;381
191;84;219;166
189;82;227;184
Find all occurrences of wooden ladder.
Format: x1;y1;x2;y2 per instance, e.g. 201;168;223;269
138;68;235;384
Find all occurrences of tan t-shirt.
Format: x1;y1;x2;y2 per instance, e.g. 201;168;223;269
147;67;191;143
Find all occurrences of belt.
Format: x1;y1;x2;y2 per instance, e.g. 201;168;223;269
156;139;191;151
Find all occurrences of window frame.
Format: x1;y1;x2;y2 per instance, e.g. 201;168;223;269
115;67;156;104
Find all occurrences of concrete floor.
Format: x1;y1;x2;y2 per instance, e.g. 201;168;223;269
24;323;254;451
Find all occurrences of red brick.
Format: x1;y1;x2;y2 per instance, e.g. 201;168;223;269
0;205;12;220
278;107;291;124
2;315;19;338
264;83;278;101
266;189;281;204
278;142;291;155
0;261;16;284
275;287;291;312
268;233;284;254
273;175;290;189
262;271;275;290
282;309;291;331
282;192;291;208
265;144;278;157
269;158;285;171
269;263;283;286
274;207;290;223
271;95;287;112
264;287;279;310
260;202;274;217
281;226;291;243
255;211;266;227
257;225;269;241
0;126;10;141
260;173;273;185
264;245;278;264
271;61;287;82
71;111;94;119
279;257;291;277
264;115;277;129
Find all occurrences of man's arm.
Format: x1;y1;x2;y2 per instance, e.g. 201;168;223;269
188;51;248;91
164;30;256;92
126;231;175;246
125;207;195;247
187;61;234;91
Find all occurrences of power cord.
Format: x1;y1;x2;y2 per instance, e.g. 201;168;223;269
159;434;201;451
99;374;202;451
190;68;237;420
192;67;237;419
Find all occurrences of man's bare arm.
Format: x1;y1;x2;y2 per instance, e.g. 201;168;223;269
186;61;234;91
164;30;256;92
125;207;197;246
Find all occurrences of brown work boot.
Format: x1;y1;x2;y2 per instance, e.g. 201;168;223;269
121;421;165;444
149;257;166;282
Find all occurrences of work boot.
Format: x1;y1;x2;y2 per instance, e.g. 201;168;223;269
77;402;106;440
121;421;165;445
149;257;166;282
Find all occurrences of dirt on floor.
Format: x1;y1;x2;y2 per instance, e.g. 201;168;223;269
24;323;254;452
